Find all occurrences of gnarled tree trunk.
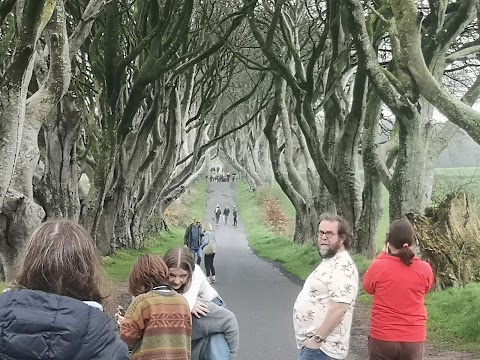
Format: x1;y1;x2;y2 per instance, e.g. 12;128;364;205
410;193;480;289
38;95;82;219
356;91;383;257
0;191;45;280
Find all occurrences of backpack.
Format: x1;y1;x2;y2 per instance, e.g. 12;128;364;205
203;233;217;255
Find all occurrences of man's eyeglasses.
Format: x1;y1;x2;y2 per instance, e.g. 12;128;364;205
318;230;337;239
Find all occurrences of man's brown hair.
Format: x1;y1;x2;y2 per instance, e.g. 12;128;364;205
14;220;107;303
128;254;169;296
163;247;195;294
319;213;352;250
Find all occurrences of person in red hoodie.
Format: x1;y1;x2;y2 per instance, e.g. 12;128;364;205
363;219;434;360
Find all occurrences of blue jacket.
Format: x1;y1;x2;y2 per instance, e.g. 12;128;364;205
0;288;129;360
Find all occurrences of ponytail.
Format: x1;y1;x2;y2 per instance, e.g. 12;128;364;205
397;243;415;266
387;219;416;266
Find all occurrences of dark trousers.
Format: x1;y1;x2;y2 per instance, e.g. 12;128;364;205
233;216;237;226
368;336;425;360
190;248;202;265
204;253;216;277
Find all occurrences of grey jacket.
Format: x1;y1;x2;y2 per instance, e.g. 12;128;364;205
192;302;239;359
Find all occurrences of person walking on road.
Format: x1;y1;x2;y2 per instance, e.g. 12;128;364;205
184;219;203;265
201;223;217;283
363;219;434;360
223;206;230;225
232;206;238;227
293;213;359;360
214;204;221;226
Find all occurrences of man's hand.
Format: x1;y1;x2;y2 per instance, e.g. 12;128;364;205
191;299;209;318
303;335;322;350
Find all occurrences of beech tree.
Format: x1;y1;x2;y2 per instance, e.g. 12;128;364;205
345;0;480;221
244;0;376;250
0;0;105;279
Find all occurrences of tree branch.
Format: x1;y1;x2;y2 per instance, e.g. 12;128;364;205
388;0;480;144
68;0;106;59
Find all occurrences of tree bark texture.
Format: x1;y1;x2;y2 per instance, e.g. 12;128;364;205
0;0;53;208
0;190;45;280
410;193;480;289
33;95;81;220
356;91;383;256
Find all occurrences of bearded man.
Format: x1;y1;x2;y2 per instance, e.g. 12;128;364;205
293;213;359;360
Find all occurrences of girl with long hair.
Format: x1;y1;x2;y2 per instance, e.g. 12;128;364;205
363;219;435;360
0;220;129;359
163;247;239;360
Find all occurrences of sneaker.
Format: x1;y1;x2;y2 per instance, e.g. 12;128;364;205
207;276;212;283
212;276;217;283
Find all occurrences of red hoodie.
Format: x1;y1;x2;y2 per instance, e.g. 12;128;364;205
363;252;434;342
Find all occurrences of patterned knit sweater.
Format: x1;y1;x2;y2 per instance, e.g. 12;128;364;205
120;289;192;360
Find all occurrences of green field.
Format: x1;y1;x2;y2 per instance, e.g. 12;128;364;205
432;167;480;210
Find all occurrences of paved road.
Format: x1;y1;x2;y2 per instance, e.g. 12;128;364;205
202;181;301;360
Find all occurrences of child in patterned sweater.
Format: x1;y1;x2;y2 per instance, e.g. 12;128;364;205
120;254;192;360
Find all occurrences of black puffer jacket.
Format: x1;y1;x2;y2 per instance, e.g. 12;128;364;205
0;288;129;360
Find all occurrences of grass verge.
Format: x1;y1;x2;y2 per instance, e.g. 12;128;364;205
103;228;184;282
104;180;207;283
235;181;316;279
426;283;480;352
235;181;371;281
186;180;208;222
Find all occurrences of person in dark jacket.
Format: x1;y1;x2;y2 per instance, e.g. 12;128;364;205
184;218;204;265
214;204;221;225
0;220;129;360
232;206;238;227
223;206;230;225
